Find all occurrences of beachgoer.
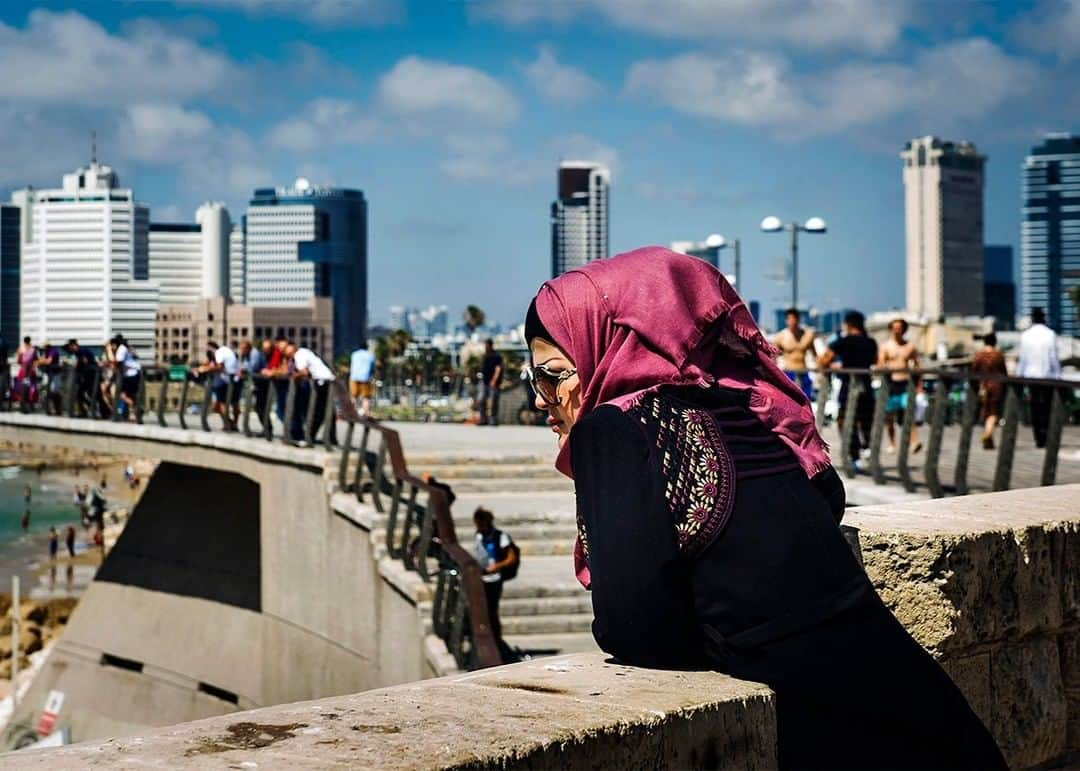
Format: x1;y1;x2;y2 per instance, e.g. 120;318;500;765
972;333;1008;450
523;247;1004;770
773;307;815;399
878;318;922;454
349;343;376;416
48;527;59;560
478;340;503;426
473;507;519;663
23;483;31;505
1017;307;1061;448
21;509;30;532
14;336;38;408
818;311;878;469
64;525;76;557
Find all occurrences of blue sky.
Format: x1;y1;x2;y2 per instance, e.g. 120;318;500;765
1;0;1078;328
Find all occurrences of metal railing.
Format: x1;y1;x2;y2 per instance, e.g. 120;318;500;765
815;366;1076;498
0;363;501;671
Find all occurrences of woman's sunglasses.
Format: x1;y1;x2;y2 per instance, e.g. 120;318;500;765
526;364;577;407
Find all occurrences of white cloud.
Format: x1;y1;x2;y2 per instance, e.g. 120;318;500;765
1014;0;1080;61
439;155;547;185
440;132;618;187
118;104;215;161
547;134;620;178
177;0;405;26
0;10;237;106
377;56;520;127
472;0;915;52
268;98;380;151
523;45;602;105
625;39;1039;138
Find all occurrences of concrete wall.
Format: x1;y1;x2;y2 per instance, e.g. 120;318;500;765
0;416;433;749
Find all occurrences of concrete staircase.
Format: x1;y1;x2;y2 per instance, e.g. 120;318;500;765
405;454;598;659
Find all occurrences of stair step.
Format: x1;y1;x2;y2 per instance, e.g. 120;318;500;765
504;633;600;657
499;595;592;617
406;454;553;467
416;464;564;480
442;478;574;494
500;613;593;636
515;540;574;556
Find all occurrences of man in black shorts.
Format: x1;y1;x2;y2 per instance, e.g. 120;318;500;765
818;311;878;469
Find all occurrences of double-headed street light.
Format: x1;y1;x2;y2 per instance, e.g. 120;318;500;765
760;215;827;310
704;234;742;292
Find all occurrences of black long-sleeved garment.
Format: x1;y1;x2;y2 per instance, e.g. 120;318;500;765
570;385;1006;771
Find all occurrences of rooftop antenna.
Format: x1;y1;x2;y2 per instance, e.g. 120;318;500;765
91;130;97;164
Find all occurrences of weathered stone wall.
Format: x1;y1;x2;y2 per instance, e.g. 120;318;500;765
845;484;1079;768
7;654;778;770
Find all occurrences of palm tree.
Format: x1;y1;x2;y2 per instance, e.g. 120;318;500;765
463;305;486;333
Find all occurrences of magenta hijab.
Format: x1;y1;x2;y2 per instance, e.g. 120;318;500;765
531;246;832;585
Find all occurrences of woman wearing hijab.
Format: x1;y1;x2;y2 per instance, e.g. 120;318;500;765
524;247;1004;770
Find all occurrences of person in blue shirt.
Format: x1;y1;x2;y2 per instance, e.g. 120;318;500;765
349;343;376;415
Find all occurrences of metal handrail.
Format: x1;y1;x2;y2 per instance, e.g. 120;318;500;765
816;366;1076;497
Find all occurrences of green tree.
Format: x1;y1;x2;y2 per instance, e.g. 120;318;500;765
463;305;486;333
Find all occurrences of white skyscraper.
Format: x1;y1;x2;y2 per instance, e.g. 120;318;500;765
230;222;246;304
149;203;233;306
901;136;986;318
245;180;320;306
15;160;159;352
551;161;609;278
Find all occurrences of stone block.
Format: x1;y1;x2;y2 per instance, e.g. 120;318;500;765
941;652;992;733
856;523;1072;656
989;637;1066;768
1060;630;1080;754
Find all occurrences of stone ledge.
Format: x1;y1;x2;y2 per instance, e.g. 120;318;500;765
6;653;777;770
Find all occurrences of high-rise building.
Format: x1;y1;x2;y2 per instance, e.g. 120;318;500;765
14;160;159;353
1022;133;1080;337
551;161;609;278
149;203;235;306
901;136;986;318
984;245;1016;331
388;305;408;332
0;204;19;345
245;178;367;354
230;221;245;304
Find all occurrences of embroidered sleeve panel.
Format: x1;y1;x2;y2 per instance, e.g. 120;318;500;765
628;391;736;559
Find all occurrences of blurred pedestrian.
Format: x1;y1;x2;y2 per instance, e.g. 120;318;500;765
111;334;142;419
972;333;1007;450
878;318;922;454
286;343;336;444
1017;308;1061;448
192;341;240;429
478;339;503;426
773;308;815;399
349;342;375;416
64;525;76;558
48;526;59;561
37;340;63;414
14;336;38;407
818;311;878;470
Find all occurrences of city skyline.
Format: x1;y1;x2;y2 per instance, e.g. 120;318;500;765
0;2;1079;327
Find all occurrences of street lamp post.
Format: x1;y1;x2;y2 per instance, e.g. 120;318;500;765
704;234;742;292
760;216;827;310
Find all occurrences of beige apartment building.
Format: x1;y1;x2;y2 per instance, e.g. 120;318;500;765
901;136;986;319
155;296;333;365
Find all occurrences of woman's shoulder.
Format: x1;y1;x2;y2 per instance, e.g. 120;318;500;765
571;404;644;446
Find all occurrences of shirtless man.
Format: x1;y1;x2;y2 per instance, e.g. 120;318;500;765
773;308;815;398
878;318;921;453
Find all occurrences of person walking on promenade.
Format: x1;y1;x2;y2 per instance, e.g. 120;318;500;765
1017;307;1061;448
878;318;922;454
478;340;503;426
349;342;376;416
773;307;815;399
48;526;59;561
818;311;878;470
64;524;76;558
473;507;519;663
972;333;1008;450
523;247;1004;770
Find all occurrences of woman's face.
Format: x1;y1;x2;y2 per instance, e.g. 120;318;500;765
529;337;581;448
